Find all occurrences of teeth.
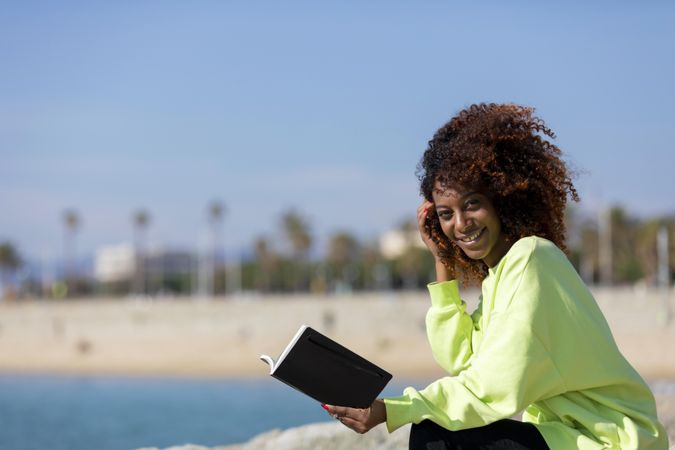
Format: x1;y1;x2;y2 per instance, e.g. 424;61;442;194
460;230;482;242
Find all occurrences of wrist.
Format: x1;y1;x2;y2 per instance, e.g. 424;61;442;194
435;260;451;282
372;398;387;425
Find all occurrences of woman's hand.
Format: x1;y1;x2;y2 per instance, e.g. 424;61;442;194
417;200;452;282
418;200;446;259
323;399;386;434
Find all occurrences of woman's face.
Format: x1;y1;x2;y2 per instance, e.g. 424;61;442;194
431;181;511;268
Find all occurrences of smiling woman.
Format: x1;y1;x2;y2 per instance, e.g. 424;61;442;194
430;188;509;269
418;103;579;284
324;103;669;450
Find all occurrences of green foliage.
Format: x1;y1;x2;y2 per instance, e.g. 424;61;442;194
0;241;22;299
566;205;674;285
14;204;675;299
0;242;22;271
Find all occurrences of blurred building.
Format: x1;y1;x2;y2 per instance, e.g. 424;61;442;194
95;244;136;283
145;249;195;280
379;229;425;259
94;244;195;294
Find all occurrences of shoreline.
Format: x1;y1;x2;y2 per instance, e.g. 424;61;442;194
1;288;674;379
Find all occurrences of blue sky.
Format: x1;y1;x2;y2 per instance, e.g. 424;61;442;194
2;1;674;265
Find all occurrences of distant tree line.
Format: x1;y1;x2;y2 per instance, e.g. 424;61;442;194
566;206;675;286
0;204;673;299
240;213;436;294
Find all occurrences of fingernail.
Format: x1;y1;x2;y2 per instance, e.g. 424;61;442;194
321;404;330;412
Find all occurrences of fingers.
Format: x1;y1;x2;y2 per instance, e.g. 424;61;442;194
324;404;356;418
416;200;434;218
417;201;440;256
323;405;371;433
338;416;369;434
417;201;433;229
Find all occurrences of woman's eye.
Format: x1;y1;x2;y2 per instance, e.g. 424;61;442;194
466;198;480;208
438;212;452;221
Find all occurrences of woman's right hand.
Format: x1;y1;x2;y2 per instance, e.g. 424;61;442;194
418;201;452;282
417;200;442;259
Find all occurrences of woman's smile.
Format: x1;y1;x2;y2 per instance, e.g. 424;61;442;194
456;227;485;244
432;182;511;267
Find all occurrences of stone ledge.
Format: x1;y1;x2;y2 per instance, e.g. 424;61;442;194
136;421;410;450
136;419;675;450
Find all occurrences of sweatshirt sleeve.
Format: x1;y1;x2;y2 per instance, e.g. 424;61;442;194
384;240;567;433
425;280;477;375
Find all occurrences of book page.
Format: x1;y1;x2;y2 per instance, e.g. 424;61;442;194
259;354;276;374
260;324;308;374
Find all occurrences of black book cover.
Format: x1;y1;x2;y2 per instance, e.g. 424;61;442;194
260;325;392;408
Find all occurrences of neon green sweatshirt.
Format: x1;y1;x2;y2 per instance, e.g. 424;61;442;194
384;236;668;449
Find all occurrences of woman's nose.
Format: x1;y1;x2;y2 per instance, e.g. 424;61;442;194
454;211;467;230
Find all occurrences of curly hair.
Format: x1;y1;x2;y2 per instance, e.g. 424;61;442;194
417;103;579;284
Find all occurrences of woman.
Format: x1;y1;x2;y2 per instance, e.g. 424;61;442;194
325;103;668;449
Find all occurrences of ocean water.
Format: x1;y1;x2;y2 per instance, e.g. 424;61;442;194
0;374;419;450
3;375;672;450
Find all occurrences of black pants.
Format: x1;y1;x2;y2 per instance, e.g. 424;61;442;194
409;419;550;450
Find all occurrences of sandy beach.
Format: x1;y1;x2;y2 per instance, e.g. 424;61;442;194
1;287;673;379
2;288;674;445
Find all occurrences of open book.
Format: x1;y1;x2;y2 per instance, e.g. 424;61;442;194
260;324;392;408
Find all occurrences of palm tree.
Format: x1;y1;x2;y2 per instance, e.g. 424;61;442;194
579;219;600;284
564;205;583;270
0;241;22;299
133;209;151;295
656;223;671;288
62;209;80;294
609;206;643;283
394;219;427;289
208;200;225;295
326;231;360;291
281;209;312;291
635;218;675;286
253;236;276;292
361;241;386;291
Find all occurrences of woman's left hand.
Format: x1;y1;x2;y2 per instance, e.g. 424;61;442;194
323;399;387;434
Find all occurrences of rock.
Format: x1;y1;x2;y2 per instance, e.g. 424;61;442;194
140;392;675;450
136;422;410;450
220;421;410;450
136;444;232;450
